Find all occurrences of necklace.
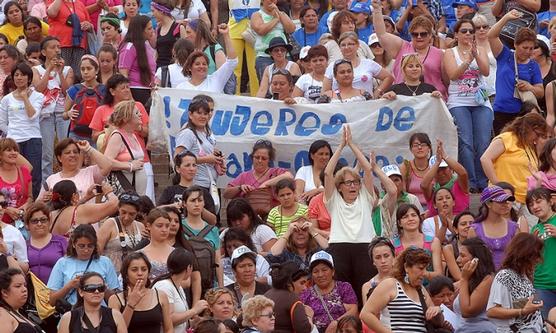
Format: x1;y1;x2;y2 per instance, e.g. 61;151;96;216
404;83;420;96
413;160;428;172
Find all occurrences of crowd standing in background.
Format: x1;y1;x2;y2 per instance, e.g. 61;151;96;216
0;0;554;332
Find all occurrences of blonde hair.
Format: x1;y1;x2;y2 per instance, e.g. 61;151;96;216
401;53;423;74
203;288;239;317
550;16;556;30
334;167;361;189
109;100;137;128
242;295;275;327
338;31;359;46
472;13;488;26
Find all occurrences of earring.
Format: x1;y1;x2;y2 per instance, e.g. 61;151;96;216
404;273;410;284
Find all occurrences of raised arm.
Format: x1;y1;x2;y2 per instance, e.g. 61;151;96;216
489;10;521;57
438;140;469;194
459;260;494;317
546;83;555;128
324;126;347;201
345;125;375;195
371;0;403;58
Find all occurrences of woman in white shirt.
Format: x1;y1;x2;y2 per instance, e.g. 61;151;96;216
294;139;332;204
155;39;194;88
176;23;238;93
153;248;209;333
0;62;44;198
172;0;210;25
293;45;328;103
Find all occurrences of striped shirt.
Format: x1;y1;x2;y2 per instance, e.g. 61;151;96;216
386;282;427;333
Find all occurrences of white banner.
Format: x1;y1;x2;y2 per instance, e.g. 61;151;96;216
150;89;458;187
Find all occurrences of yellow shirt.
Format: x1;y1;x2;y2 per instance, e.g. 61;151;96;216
0;21;49;45
493;132;538;203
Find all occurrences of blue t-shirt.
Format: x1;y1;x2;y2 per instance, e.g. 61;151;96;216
66;84;107;101
182;219;221;250
538;11;556;39
441;0;456;29
292;26;328;47
47;256;120;305
357;24;374;45
318;10;334;33
493;46;543;114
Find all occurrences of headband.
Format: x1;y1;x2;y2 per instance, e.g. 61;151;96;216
100;15;120;28
81;54;99;67
151;2;172;16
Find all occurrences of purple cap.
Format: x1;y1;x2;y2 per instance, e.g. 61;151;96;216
480;185;515;204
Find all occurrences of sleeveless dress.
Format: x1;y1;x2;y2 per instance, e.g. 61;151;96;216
452;294;496;333
103;218;143;273
384;281;427;333
472;220;518;270
116;289;164;333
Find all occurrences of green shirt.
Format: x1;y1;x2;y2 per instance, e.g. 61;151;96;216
267;204;308;237
532;214;556;289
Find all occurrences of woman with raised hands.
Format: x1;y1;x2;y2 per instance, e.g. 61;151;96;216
323;124;382;306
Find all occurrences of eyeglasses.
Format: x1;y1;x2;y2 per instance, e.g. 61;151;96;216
119;193;140;203
410;31;429;38
340;41;357;48
411;143;429;149
0;201;7;208
29;217;49;225
75;243;95;250
259;312;275;318
340;179;361;187
476;24;489;30
82;284;107;293
458;28;475;34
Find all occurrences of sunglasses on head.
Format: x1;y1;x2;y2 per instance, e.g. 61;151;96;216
119;193;140;203
82;284;107;293
410;31;429;38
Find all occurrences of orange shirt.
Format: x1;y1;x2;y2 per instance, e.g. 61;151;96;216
46;0;90;49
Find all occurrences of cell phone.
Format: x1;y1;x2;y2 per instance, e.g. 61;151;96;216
96;185;102;194
273;92;279;100
471;258;479;264
533;300;542;305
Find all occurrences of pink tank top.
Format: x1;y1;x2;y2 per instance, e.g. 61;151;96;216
408;168;427;206
392;41;447;100
426;181;470;217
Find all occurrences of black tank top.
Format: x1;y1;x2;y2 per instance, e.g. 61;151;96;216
156;22;179;68
69;306;117;333
117;289;163;333
7;311;41;333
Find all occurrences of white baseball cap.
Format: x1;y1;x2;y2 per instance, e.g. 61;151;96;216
382;164;402;178
429;155;448;168
309;251;334;270
231;245;256;265
299;46;311;60
368;33;379;46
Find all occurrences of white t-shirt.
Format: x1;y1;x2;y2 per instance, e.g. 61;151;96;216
422;216;453;240
324;58;382;95
153;279;189;332
222;253;271;285
32;64;71;114
1;223;27;263
294;74;323;103
325;187;377;243
171;0;207;21
176;57;238;93
0;90;44;142
219;224;277;253
155;63;187;88
295;165;319;192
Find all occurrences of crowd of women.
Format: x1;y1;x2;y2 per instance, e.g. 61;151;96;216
0;0;553;332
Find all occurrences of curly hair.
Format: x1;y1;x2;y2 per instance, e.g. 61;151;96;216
500;233;543;280
392;247;431;282
109;100;137;128
203;287;239;317
501;113;549;150
242;295;275;327
331;10;356;40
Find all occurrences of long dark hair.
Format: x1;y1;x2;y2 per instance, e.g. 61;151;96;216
226;198;266;233
0;268;24;310
51;180;77;210
103;74;129;105
121;252;152;301
460;238;495;293
2;1;24;26
185;99;212;144
539;137;556;172
396;203;422;235
73;272;105;309
151;248;194;285
223;227;257;258
66;224;100;259
122;15;152;86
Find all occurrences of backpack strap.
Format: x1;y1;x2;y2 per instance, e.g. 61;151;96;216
182;225;195;238
208;44;216;63
198;224;214;238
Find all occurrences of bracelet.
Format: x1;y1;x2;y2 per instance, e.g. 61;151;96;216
85;146;92;154
127;303;135;310
312;232;319;238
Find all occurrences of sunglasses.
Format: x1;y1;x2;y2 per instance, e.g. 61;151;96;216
411;31;429;38
254;139;273;147
82;284;107;293
370;43;381;48
476;24;489;30
119;193;140;203
0;201;7;208
29;217;49;225
458;28;475;34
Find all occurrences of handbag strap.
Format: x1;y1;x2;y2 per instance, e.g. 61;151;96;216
513;52;519;84
290;300;303;333
114;217;128;259
313;285;334;322
50;206;70;233
416;286;429;319
112;131;136;187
